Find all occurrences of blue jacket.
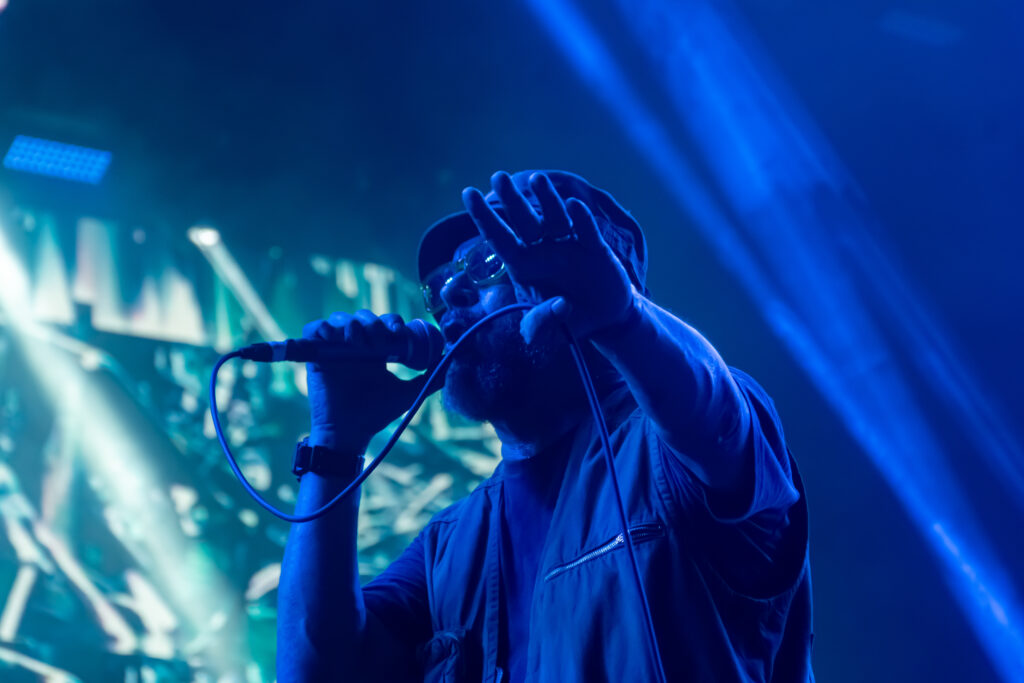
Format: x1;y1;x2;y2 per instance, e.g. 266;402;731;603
362;371;813;682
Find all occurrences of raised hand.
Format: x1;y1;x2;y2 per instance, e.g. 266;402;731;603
461;171;638;343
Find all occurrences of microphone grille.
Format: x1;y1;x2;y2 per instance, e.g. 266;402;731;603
405;319;444;370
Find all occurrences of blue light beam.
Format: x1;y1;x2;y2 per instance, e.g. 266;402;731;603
523;0;1024;680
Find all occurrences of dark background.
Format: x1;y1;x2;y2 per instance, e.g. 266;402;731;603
1;1;1021;680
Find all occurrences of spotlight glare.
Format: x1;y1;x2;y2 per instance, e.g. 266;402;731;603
79;349;103;371
187;226;221;247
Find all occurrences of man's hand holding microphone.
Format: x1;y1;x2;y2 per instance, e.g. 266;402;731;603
298;311;443;458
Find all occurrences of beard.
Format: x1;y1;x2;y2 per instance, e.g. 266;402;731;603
441;310;569;423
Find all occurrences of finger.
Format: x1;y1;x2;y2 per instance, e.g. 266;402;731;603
491;171;543;244
337;311;369;347
462;186;522;260
302;318;323;340
529;172;572;239
379;313;405;333
325;311;354;337
353;309;390;345
565;198;604;248
306;313;350;340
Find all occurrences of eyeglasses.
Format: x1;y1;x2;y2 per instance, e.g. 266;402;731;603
420;240;507;316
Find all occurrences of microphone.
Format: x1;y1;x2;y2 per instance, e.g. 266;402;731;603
238;319;444;370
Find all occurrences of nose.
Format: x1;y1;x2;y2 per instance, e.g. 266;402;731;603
439;269;478;311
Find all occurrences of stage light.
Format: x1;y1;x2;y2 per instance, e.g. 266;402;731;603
189;223;288;347
3;135;112;184
187;226;221;247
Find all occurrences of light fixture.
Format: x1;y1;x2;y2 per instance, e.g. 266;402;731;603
3;135;112;184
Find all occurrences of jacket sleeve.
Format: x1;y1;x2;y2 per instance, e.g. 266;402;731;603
276;471;431;682
683;368;799;525
590;295;757;503
658;370;805;598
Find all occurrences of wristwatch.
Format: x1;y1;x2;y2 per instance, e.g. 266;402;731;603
292;437;365;480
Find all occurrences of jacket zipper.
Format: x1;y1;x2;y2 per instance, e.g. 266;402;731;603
543;523;665;581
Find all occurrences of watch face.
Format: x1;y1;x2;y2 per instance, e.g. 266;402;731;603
292;441;365;478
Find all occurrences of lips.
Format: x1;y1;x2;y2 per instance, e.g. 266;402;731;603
440;315;479;348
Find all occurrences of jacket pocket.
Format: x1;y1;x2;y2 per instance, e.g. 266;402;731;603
418;629;469;683
543;523;665;582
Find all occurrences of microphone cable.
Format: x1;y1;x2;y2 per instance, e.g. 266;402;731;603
209;305;525;523
209;302;668;683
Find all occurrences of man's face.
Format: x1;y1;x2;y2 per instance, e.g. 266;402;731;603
433;235;569;422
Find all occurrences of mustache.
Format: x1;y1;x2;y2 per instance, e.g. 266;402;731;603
442;309;524;341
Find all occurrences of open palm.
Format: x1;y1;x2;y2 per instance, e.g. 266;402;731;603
461;171;637;342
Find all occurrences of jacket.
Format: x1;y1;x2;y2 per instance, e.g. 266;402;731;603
363;372;814;682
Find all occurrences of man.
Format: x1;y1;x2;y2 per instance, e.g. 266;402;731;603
277;170;814;682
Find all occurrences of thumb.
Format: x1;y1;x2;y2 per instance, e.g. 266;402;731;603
520;297;573;345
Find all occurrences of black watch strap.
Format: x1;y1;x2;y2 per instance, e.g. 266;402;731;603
292;437;364;480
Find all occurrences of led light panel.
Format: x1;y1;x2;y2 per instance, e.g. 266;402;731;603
3;135;112;184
